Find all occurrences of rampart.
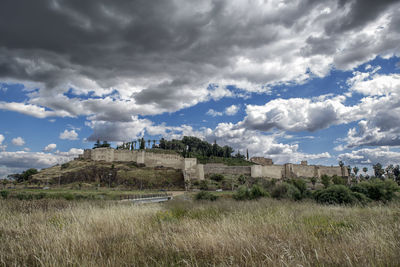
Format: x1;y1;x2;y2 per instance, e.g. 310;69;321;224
80;149;348;180
204;163;251;176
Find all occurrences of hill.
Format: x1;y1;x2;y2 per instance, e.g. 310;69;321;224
31;159;184;190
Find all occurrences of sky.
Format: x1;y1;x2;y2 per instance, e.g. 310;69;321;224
0;0;400;178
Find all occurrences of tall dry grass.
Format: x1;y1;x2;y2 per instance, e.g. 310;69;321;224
0;198;399;266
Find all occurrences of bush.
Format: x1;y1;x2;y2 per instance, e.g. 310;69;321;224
210;174;224;182
332;175;347;185
61;163;70;169
16;193;34;200
351;179;399;202
271;183;302;201
313;185;368;205
250;185;269;199
233;185;269;200
195;191;218;201
233;186;251;200
321;175;330;188
199;180;209;190
0;190;9;199
288;179;309;198
35;192;47;199
63;193;75;201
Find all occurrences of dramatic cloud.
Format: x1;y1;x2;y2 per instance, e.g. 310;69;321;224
338;147;400;166
59;129;78;140
11;137;25;146
204;122;331;164
0;0;398;123
339;71;400;148
44;143;57;152
241;95;356;132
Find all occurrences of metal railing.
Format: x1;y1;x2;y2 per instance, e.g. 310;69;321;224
119;193;172;200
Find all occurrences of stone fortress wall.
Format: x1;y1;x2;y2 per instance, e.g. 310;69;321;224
81;148;348;180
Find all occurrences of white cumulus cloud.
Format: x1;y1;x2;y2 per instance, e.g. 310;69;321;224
11;137;25;146
44;143;57;152
59;129;79;140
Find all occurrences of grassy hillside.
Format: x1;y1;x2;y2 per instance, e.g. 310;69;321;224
1;197;399;266
31;159;184;190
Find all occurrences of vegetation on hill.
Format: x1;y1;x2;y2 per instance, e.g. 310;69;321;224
6;160;184;190
114;136;251;163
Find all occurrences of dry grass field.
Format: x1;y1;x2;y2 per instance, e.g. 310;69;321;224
1;197;399;266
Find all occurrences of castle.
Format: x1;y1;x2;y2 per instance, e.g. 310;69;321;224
80;147;348;180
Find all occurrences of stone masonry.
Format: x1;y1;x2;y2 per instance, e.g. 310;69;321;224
80;148;348;180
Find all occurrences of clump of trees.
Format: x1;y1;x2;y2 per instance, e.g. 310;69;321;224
7;168;38;183
115;136;242;159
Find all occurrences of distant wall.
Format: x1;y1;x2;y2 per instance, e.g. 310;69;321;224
251;164;347;179
83;148;347;180
204;163;251;176
144;152;184;169
91;147;114;162
318;166;347;177
113;150;137;162
251;165;283;179
291;164;317;178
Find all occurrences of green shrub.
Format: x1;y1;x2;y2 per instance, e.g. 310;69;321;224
351;179;399;202
288;179;310;198
16;193;34;200
35;192;47;199
210;174;224;182
271;183;302;201
233;185;269;201
195;191;219;201
199;180;209;190
233;186;251;200
332;175;347;185
63;193;75;201
313;185;368;205
250;185;269;199
61;163;70;169
0;190;9;199
321;175;331;188
352;192;371;205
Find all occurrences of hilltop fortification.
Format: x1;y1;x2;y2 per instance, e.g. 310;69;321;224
80;148;348;180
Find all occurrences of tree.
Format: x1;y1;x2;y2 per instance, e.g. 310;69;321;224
338;161;344;167
363;167;368;175
152;140;156;148
385;164;394;179
2;179;7;189
393;165;400;184
353;166;359;176
160;138;166;149
353;166;359;182
133;141;137;150
147;139;151;148
321;174;330;188
373;163;385;179
93;139;101;149
246;149;249;160
140;138;145;149
310;177;317;190
8;168;38;183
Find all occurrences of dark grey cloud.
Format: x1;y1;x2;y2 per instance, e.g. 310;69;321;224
326;0;399;34
0;0;399;123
